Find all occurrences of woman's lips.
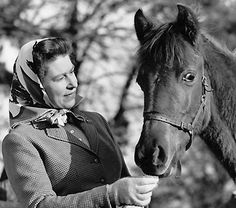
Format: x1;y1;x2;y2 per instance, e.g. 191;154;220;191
64;91;76;99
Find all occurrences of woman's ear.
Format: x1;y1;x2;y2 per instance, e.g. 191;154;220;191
134;9;153;43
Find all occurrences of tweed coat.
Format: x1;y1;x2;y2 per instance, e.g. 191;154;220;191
2;110;130;208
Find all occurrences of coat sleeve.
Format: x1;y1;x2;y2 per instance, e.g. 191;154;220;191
2;133;114;208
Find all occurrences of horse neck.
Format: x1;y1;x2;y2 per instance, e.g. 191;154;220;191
203;34;236;134
200;34;236;181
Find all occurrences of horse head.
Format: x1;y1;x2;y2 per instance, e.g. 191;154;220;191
134;4;212;177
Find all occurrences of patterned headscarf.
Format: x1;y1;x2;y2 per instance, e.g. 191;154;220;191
9;38;83;129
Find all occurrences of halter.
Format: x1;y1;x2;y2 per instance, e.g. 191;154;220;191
143;68;212;151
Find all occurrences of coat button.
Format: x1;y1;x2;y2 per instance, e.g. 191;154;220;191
94;158;99;163
100;178;105;183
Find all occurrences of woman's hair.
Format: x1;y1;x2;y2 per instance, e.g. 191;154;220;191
31;37;76;80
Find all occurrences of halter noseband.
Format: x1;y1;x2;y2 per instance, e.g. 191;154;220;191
143;69;211;151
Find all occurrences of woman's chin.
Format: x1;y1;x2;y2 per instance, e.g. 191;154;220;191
62;99;76;109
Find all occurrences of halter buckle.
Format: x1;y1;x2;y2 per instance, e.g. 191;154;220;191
202;76;208;87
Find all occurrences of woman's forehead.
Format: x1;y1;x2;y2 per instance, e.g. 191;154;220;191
45;55;73;77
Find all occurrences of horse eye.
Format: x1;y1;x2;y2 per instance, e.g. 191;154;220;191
183;73;195;82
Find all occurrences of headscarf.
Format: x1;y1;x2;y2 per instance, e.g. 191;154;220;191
9;38;83;129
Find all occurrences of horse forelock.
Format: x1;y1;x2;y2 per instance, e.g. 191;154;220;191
137;22;201;76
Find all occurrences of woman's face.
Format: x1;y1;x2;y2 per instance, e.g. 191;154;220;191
41;55;78;109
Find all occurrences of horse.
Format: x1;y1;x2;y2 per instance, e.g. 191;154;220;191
134;4;236;182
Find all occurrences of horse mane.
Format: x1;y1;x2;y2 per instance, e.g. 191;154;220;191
201;31;236;62
137;13;236;73
201;32;236;135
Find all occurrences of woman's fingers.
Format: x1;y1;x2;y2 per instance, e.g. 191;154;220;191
113;176;158;207
137;183;158;194
136;191;153;201
133;181;158;207
134;176;159;194
134;176;159;186
134;193;152;207
132;177;159;207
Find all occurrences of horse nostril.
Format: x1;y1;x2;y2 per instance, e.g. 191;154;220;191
152;145;166;166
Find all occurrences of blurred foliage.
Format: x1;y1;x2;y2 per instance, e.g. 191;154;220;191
0;0;236;207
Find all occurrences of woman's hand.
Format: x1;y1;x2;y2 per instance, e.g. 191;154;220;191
107;176;159;207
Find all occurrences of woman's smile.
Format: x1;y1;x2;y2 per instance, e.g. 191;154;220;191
64;91;76;100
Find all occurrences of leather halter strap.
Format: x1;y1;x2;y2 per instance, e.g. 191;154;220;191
143;69;211;151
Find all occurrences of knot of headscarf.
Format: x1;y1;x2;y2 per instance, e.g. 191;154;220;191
9;38;83;129
33;109;69;126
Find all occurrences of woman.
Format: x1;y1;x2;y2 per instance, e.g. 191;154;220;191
2;37;158;208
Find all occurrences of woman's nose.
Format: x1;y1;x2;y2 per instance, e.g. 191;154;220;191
67;74;78;88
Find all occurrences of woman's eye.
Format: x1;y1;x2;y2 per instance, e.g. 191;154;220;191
55;76;64;81
183;73;195;82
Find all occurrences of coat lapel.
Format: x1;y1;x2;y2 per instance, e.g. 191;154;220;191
79;120;99;154
45;127;92;152
66;109;100;154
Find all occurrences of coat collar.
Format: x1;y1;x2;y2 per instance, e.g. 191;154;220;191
31;108;100;154
44;118;99;155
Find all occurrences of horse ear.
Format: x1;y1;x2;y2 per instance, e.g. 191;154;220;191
175;4;199;46
134;9;152;42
